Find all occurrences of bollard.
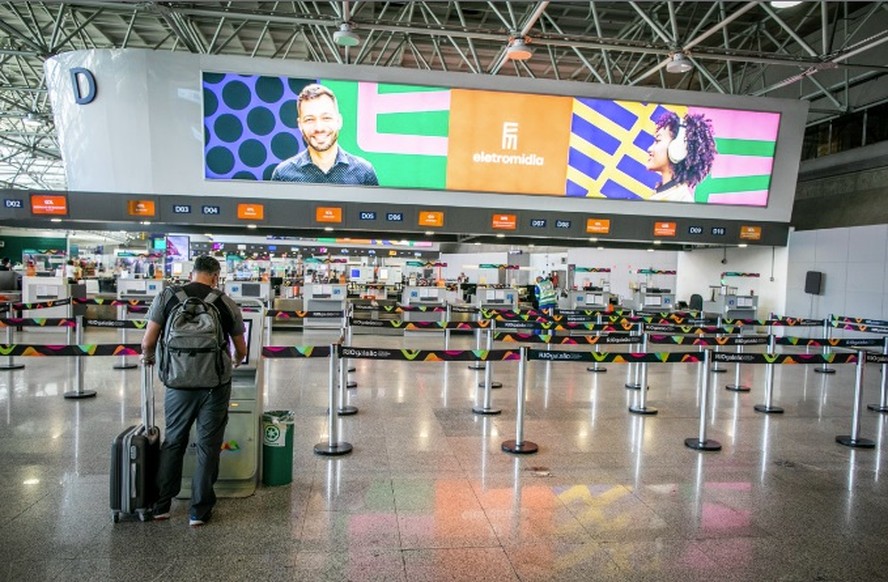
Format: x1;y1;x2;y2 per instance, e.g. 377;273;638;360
113;304;136;370
472;335;501;415
337;357;358;416
867;337;888;413
814;315;836;374
754;334;784;414
725;343;751;392
625;323;644;390
314;344;352;456
64;315;97;399
685;349;722;451
0;323;25;370
587;314;607;373
629;335;656;415
836;350;876;448
477;325;502;389
502;346;538;454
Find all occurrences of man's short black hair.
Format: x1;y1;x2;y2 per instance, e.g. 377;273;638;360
193;255;221;275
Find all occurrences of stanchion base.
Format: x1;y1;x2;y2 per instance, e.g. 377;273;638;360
814;368;836;375
478;381;503;389
348;366;355;373
835;435;876;449
866;404;888;413
684;438;722;451
346;381;357;389
711;367;727;374
468;363;485;370
113;363;138;370
472;406;501;415
0;364;25;370
337;406;358;416
629;405;658;415
586;366;607;373
726;384;751;392
314;442;353;456
502;440;539;454
64;390;97;399
754;404;784;414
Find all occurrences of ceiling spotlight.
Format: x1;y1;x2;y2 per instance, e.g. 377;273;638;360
666;52;693;74
506;37;533;61
333;22;360;47
770;1;802;8
23;112;43;129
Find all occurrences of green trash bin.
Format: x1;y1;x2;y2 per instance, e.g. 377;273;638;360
262;410;295;486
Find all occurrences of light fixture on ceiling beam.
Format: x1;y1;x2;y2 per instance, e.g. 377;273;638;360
23;112;43;129
770;1;802;8
506;37;533;61
666;52;693;74
333;22;360;47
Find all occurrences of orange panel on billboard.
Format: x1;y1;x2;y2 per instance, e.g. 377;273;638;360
653;221;677;237
237;203;264;220
739;225;762;240
492;214;517;230
418;211;444;228
30;194;67;215
127;200;155;217
586;218;611;234
315;207;343;223
445;89;573;195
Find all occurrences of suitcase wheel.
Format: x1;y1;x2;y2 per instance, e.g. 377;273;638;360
138;510;149;522
112;511;120;523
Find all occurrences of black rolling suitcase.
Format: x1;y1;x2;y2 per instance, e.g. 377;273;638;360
110;363;161;522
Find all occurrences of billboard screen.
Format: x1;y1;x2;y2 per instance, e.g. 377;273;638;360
202;73;780;207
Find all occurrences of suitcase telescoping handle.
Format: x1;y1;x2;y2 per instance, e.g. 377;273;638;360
140;363;155;428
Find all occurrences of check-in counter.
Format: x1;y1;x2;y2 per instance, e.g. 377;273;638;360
629;289;674;311
569;289;614;310
475;286;519;311
303;283;347;329
117;278;166;301
704;293;758;319
401;286;446;323
22;276;74;330
225;280;272;308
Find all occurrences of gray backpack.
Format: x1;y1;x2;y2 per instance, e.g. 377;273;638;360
157;289;232;389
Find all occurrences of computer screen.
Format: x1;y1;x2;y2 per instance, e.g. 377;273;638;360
242;282;261;298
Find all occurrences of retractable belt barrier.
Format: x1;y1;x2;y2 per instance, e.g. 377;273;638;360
72;297;153;307
0;317;78;371
829;315;888;413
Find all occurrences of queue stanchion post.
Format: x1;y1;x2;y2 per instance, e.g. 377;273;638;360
264;314;273;348
629;334;656;415
478;324;502;389
625;323;643;390
113;304;136;370
502;346;538;454
344;314;356;387
314;344;352;456
836;350;876;448
685;349;722;451
814;315;836;374
469;312;485;370
337;351;358;416
711;317;727;373
444;304;451;350
726;342;751;392
0;321;25;370
473;332;501;415
754;334;784;414
64;315;96;399
587;313;607;373
867;337;888;413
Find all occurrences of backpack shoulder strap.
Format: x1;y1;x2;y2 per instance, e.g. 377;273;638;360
204;290;221;304
174;288;189;304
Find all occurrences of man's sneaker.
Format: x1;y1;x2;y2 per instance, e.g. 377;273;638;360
188;517;206;527
152;511;171;521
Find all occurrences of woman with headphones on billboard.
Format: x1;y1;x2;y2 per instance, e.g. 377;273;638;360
645;111;717;202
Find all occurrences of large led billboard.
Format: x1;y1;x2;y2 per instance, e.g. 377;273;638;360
203;73;780;207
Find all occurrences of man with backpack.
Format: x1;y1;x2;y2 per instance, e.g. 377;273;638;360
140;255;247;526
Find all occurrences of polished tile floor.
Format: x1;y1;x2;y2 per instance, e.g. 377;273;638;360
1;327;887;581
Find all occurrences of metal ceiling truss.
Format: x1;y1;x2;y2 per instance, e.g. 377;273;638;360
0;1;885;190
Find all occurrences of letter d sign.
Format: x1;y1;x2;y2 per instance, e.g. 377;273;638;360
70;67;96;104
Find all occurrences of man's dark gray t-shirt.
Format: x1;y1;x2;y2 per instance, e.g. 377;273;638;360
270;147;379;185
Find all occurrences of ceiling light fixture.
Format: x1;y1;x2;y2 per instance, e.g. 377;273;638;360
666;52;693;74
23;112;43;129
506;37;533;61
770;1;802;8
333;22;360;47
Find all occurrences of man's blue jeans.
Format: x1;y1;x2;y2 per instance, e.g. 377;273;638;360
154;383;230;520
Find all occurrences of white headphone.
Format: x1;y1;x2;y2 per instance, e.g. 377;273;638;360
667;122;688;164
